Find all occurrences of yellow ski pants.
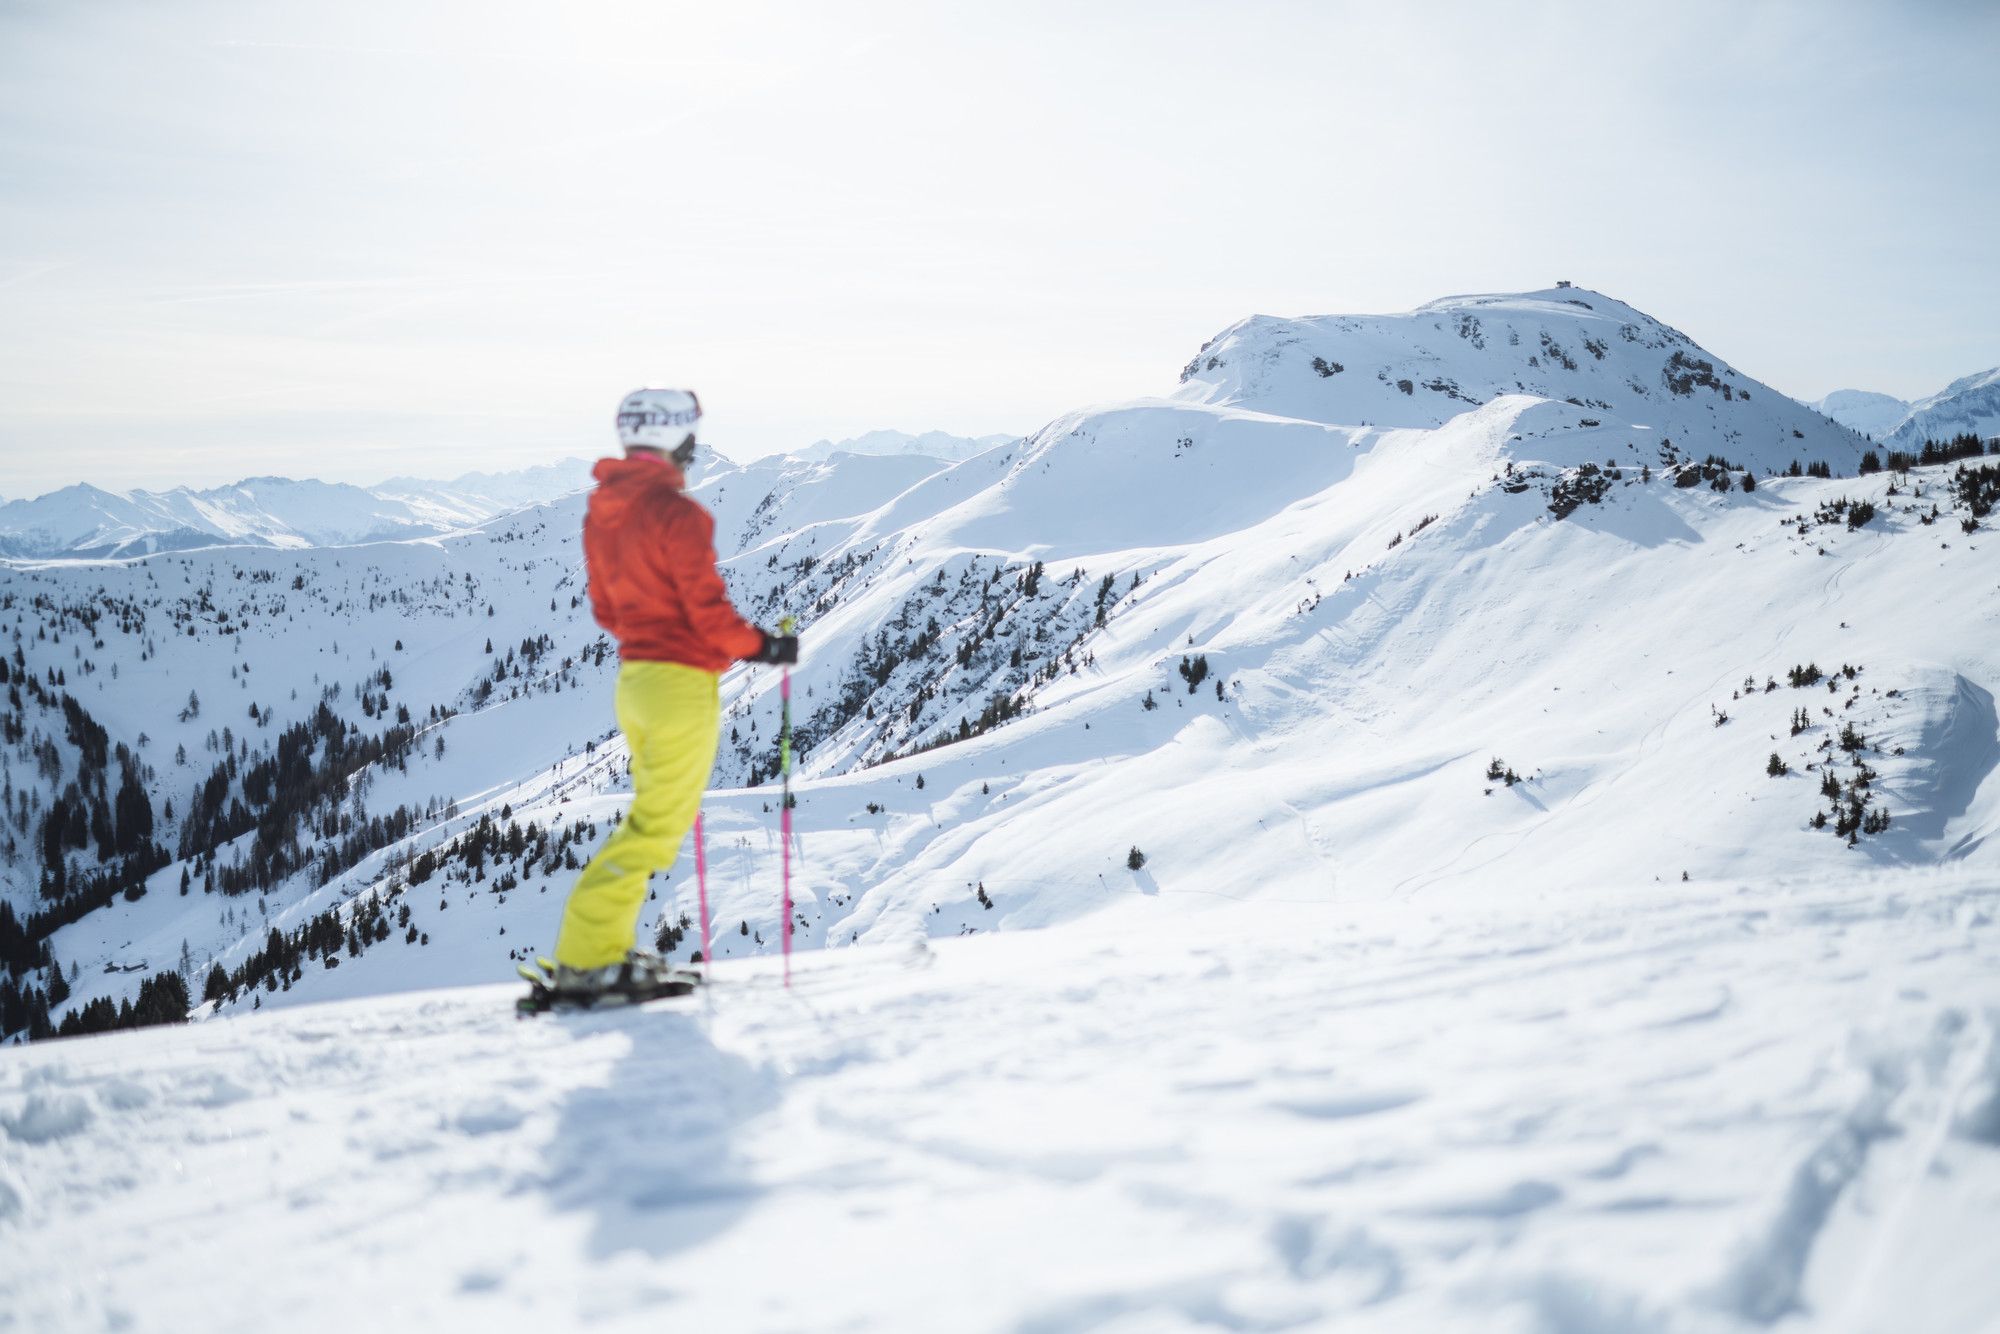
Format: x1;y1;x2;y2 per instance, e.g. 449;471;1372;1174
554;661;721;969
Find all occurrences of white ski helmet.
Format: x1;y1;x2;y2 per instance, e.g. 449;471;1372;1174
614;387;701;450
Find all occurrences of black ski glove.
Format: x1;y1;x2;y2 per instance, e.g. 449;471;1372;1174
752;630;799;666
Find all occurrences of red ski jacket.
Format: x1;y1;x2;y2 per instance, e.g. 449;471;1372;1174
582;455;764;672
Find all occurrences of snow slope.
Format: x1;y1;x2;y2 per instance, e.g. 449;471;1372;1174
5;869;1998;1333
789;428;1018;464
372;458;598;528
692;447;973;558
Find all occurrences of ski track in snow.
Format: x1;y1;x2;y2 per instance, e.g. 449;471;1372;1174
4;871;1998;1333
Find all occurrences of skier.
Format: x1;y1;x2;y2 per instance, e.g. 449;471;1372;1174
541;387;798;1004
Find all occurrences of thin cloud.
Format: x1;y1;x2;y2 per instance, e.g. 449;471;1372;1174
0;260;73;292
207;38;769;75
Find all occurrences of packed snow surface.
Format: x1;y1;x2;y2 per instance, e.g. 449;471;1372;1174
5;869;1998;1333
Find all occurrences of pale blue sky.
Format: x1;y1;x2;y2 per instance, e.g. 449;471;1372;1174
1;0;1994;496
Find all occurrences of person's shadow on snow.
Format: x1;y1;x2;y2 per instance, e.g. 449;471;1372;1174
538;1004;775;1261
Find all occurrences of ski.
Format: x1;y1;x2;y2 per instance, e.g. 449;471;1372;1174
514;958;702;1016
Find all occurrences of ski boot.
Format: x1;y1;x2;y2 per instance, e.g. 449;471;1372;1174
516;951;701;1014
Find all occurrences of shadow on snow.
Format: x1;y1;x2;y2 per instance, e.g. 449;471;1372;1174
539;1002;776;1262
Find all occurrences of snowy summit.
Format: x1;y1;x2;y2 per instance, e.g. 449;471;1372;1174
1812;389;1912;440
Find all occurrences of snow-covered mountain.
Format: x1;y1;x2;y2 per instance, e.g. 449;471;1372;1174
1811;388;1910;439
1884;367;2000;452
5;281;1982;1022
789;428;1017;464
0;459;596;559
4;283;1997;1329
1811;372;2000;450
371;459;600;526
1173;287;1870;467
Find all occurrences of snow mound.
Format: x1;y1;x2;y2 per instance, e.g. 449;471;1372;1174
1872;669;2000;844
0;1089;94;1145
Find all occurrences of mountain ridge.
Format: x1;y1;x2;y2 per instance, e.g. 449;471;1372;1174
0;458;599;560
789;428;1018;464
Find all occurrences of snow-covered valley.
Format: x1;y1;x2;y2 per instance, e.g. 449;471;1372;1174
3;285;1998;1330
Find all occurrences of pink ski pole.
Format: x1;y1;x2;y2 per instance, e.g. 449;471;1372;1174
778;616;796;988
694;810;713;975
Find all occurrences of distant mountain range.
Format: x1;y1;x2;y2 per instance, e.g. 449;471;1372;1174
1811;368;2000;446
10;366;1992;564
0;432;1023;561
24;365;1997;564
0;460;599;560
1882;368;2000;450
